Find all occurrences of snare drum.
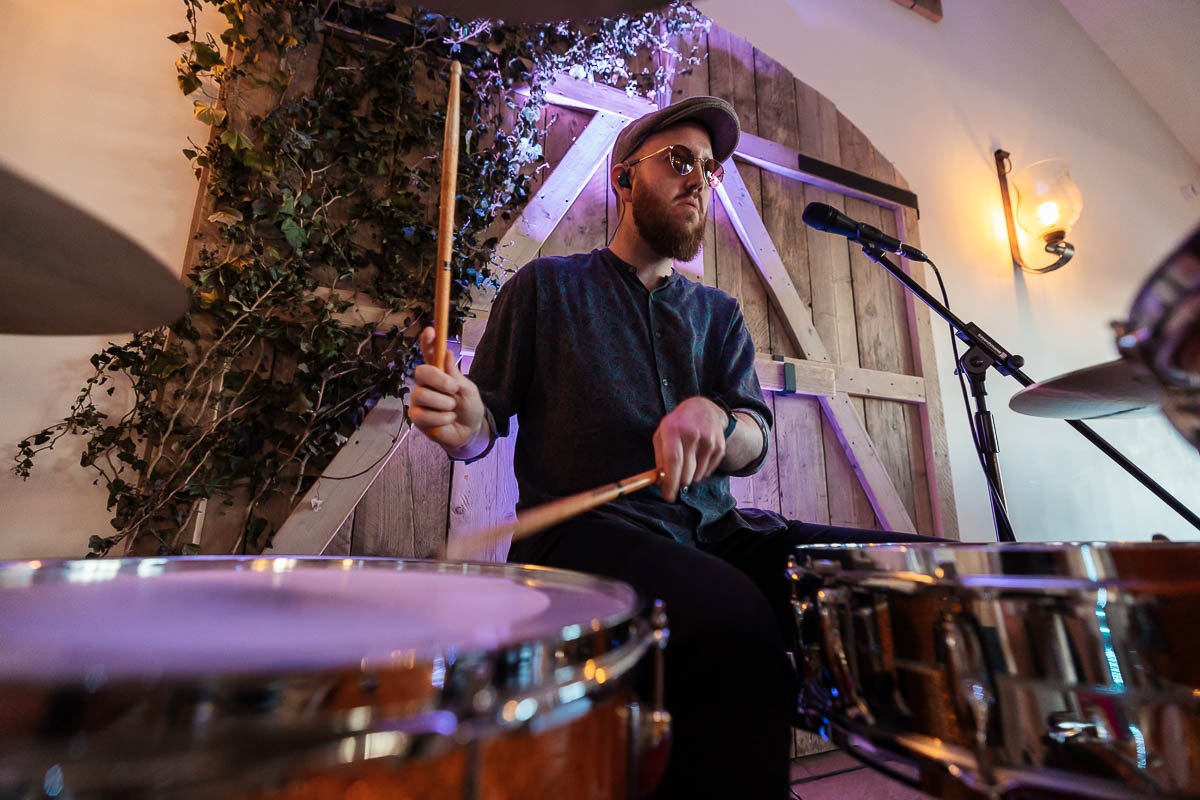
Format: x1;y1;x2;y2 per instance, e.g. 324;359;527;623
0;557;665;799
789;541;1200;799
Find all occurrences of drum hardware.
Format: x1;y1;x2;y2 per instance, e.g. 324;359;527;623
0;556;667;799
803;206;1200;538
0;164;189;336
625;598;672;800
790;541;1200;800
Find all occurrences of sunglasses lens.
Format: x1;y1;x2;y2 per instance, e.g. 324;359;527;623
668;145;695;176
705;160;724;188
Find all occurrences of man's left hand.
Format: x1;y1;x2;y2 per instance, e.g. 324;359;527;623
653;397;728;503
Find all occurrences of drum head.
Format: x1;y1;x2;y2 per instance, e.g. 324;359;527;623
0;557;650;798
0;557;634;680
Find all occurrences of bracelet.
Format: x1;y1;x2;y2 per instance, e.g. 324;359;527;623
710;396;737;439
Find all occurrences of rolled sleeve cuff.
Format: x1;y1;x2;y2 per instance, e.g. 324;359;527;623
452;407;498;464
720;407;771;478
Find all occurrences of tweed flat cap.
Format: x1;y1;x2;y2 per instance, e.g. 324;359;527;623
612;95;740;165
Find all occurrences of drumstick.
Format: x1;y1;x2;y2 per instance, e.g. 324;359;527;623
446;468;662;559
432;60;462;375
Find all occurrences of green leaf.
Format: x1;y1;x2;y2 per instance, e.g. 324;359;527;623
192;41;223;69
281;218;307;251
219;129;253;152
178;72;202;95
193;101;227;126
167;31;191;44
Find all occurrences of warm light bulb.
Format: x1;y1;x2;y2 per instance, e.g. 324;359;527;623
1013;158;1082;241
1035;201;1060;228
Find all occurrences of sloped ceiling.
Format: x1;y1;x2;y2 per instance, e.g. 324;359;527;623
1058;0;1200;170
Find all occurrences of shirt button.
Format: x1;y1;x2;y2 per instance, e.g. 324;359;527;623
662;378;670;387
681;486;689;496
655;331;663;339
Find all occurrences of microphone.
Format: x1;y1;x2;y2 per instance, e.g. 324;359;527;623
801;202;929;262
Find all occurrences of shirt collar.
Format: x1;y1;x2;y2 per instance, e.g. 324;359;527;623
601;248;680;290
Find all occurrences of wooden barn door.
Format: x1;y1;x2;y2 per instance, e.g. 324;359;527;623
273;24;958;558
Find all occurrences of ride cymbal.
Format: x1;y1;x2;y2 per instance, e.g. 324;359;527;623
1009;359;1164;420
0;165;188;336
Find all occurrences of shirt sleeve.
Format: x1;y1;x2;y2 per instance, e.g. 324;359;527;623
713;302;773;477
464;263;537;440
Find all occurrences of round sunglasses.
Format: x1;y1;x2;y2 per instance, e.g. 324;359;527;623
624;144;725;188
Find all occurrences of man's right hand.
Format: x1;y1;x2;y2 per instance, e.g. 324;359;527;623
410;327;489;458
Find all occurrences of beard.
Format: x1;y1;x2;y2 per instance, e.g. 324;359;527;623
631;181;706;261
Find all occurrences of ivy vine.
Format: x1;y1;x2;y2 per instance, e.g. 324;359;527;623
14;0;709;557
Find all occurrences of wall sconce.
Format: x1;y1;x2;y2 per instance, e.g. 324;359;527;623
995;149;1083;274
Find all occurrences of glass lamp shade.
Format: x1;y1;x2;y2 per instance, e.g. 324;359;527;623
1012;158;1083;243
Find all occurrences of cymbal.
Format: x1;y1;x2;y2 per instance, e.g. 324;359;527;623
0;164;189;336
1009;359;1165;420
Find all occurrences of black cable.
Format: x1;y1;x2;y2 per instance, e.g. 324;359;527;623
924;258;1013;528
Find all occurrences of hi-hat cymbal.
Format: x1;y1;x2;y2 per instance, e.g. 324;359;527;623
0;164;189;336
1009;359;1165;420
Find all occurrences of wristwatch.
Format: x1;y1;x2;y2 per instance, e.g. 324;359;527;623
710;396;737;439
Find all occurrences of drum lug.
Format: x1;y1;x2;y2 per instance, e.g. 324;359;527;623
625;599;672;799
940;611;997;783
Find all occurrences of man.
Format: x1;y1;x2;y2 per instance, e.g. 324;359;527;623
411;96;933;798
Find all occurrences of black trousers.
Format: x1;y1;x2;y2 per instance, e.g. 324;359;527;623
508;513;938;800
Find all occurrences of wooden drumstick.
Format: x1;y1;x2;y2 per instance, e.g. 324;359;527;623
432;60;462;375
446;468;662;559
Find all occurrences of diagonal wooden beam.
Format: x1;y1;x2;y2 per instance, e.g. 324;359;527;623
716;161;916;533
267;396;410;555
491;110;625;281
717;161;829;362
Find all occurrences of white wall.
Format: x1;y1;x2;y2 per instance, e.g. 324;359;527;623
702;0;1200;540
0;2;220;558
3;1;1198;558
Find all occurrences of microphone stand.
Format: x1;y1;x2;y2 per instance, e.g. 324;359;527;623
858;243;1200;542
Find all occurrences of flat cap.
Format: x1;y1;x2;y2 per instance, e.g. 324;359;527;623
612;95;741;166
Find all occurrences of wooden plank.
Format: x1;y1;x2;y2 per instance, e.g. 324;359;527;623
736;132;907;211
266;396;408;555
753;47;826;525
708;27;782;512
540;107;609;258
895;175;959;539
834;364;926;403
446;420;518;562
795;80;876;529
493;111;624;277
755;358;835;396
717;162;827;363
352;425;451;557
818;393;916;533
874;158;935;537
838;113;917;527
532;74;656;120
325;514;353;556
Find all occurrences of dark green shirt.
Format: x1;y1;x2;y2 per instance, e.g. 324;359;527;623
467;248;779;546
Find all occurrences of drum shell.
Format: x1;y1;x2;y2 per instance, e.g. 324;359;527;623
791;542;1200;800
0;557;656;799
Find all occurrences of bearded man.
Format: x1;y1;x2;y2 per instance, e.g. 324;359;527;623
410;96;934;798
